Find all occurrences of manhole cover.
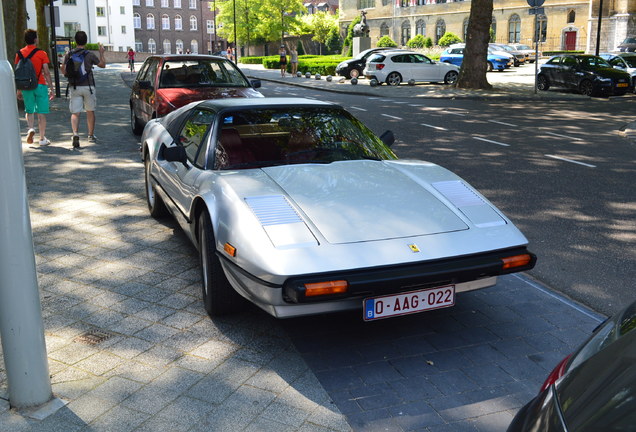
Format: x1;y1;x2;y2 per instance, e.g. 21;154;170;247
73;330;112;345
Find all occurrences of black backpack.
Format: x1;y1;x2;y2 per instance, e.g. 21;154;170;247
14;48;40;90
64;49;92;95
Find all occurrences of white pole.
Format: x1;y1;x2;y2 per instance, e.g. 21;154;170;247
0;3;53;408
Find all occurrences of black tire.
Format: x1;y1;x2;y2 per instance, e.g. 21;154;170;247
444;70;458;85
579;80;594;96
537;75;550;91
198;210;244;317
386;72;402;86
486;62;493;72
349;68;360;79
144;154;168;218
131;107;143;135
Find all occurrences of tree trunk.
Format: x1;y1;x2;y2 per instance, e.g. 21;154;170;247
455;0;493;90
3;0;27;59
34;0;49;53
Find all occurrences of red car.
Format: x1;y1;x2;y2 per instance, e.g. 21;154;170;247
130;54;262;135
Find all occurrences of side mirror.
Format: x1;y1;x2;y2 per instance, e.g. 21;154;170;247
139;80;153;90
161;144;189;167
379;130;395;147
251;79;262;89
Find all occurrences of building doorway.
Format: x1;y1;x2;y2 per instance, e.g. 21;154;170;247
564;31;577;50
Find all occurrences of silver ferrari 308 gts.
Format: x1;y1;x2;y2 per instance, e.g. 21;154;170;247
141;97;536;320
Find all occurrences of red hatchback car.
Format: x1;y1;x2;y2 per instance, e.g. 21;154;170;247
130;54;263;134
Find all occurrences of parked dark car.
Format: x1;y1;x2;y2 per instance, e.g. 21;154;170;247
489;43;526;66
129;54;262;135
617;37;636;52
507;299;636;432
600;52;636;91
537;54;632;96
335;47;401;79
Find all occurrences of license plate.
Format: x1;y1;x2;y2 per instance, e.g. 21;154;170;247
363;285;455;321
617;83;628;87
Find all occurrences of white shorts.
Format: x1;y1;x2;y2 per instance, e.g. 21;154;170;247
68;86;97;113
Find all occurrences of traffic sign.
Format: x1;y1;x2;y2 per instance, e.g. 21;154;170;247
529;7;545;15
527;0;545;6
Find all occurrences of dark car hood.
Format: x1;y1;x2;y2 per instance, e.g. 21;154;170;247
587;67;631;79
157;87;263;109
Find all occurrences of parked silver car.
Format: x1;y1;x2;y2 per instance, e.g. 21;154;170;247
141;97;536;320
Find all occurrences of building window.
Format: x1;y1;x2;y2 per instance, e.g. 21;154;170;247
135;40;143;52
463;18;469;41
147;14;155;29
121;26;127;34
175;15;183;30
415;20;425;36
189;0;197;9
146;0;154;7
134;13;142;29
174;0;182;7
96;7;105;16
120;6;125;14
207;20;214;34
190;15;197;31
63;22;81;37
163;39;172;54
401;21;411;46
133;0;140;5
162;0;169;7
567;10;575;24
380;23;389;37
435;19;446;44
535;14;547;42
508;14;521;43
162;14;170;29
62;0;77;4
176;39;184;53
359;0;374;8
98;26;107;36
148;38;156;53
191;39;198;54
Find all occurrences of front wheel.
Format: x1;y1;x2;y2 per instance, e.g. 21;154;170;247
444;70;458;85
579;80;594;96
349;68;360;79
386;72;402;86
131;108;143;135
144;155;168;218
537;75;550;91
198;210;244;317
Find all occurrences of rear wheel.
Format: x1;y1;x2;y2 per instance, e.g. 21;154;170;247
198;210;244;317
386;72;402;86
144;154;168;218
444;70;458;85
579;80;594;96
537;75;550;91
349;68;360;79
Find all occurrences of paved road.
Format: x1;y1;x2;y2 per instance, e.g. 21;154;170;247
0;64;612;432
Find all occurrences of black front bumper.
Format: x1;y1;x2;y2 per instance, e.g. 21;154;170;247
283;247;536;304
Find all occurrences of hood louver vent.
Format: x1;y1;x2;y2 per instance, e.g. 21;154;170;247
245;195;302;226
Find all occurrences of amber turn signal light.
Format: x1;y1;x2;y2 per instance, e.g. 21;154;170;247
304;280;348;297
224;243;236;257
501;254;532;270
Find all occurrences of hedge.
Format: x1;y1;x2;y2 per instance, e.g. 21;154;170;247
542;50;585;56
260;55;342;76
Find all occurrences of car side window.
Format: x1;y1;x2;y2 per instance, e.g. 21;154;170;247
414;54;432;64
609;58;623;68
545;57;560;65
562;56;576;67
177;109;215;168
137;61;151;82
144;59;159;86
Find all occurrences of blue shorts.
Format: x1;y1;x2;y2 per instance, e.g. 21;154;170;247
22;84;49;114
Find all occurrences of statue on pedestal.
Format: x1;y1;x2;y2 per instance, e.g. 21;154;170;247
353;11;370;38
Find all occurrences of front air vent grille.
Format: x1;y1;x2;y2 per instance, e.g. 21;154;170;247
432;181;484;207
245;195;302;226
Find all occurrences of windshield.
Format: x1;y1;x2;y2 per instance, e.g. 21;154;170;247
213;107;397;170
159;59;249;89
578;56;612;69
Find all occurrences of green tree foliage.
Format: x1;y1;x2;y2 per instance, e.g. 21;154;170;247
406;35;432;49
377;36;398;48
343;15;361;56
325;27;342;54
437;32;462;47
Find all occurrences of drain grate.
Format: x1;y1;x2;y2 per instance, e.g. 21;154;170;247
73;330;112;345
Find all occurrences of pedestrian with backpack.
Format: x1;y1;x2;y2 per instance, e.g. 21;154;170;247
14;29;54;146
60;31;106;148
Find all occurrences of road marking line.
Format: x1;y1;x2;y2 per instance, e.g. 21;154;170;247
409;104;423;107
544;131;583;141
421;123;448;131
545;154;596;168
350;106;367;111
393;101;409;104
382;114;403;120
489;120;518;127
443;111;466;116
379;99;393;102
473;136;511;147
